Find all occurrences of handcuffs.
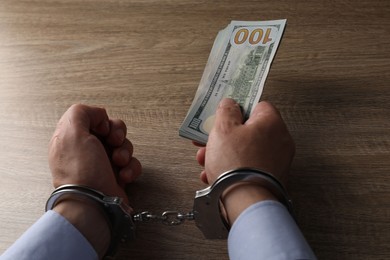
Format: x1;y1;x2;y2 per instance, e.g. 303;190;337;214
46;168;293;258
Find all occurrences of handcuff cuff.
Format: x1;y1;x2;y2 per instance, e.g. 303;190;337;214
45;168;293;258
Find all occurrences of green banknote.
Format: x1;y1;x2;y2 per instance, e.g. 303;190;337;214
180;20;287;144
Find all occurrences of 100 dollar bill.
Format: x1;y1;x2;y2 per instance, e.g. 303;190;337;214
179;20;287;144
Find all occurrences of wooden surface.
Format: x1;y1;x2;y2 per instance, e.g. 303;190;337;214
0;0;389;259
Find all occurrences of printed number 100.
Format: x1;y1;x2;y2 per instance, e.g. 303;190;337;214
233;28;274;45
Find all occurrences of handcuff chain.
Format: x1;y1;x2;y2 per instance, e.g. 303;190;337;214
132;211;195;226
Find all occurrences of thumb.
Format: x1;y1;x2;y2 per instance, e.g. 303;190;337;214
213;98;243;131
66;104;110;136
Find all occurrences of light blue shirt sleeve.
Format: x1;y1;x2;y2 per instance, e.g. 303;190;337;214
2;201;315;259
1;210;97;260
228;200;317;260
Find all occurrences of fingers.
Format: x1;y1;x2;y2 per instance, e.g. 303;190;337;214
192;141;206;147
62;105;129;144
196;147;206;167
119;157;143;184
112;139;134;167
214;98;243;133
200;170;209;184
111;137;142;185
195;147;208;184
106;119;127;146
245;101;281;127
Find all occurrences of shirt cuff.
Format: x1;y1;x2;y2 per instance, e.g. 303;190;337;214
228;200;317;260
1;210;97;260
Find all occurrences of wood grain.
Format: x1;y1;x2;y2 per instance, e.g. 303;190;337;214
1;0;389;259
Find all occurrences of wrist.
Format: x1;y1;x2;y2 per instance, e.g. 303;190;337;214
221;183;277;225
53;197;111;259
193;168;293;239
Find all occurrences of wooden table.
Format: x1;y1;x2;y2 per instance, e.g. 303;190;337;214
1;0;389;259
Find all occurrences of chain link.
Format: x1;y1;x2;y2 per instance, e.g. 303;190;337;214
132;211;194;226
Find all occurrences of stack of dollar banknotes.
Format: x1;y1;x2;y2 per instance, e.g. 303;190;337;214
179;19;287;144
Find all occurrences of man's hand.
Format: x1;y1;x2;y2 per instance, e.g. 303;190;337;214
49;104;142;202
48;104;142;258
195;98;295;223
